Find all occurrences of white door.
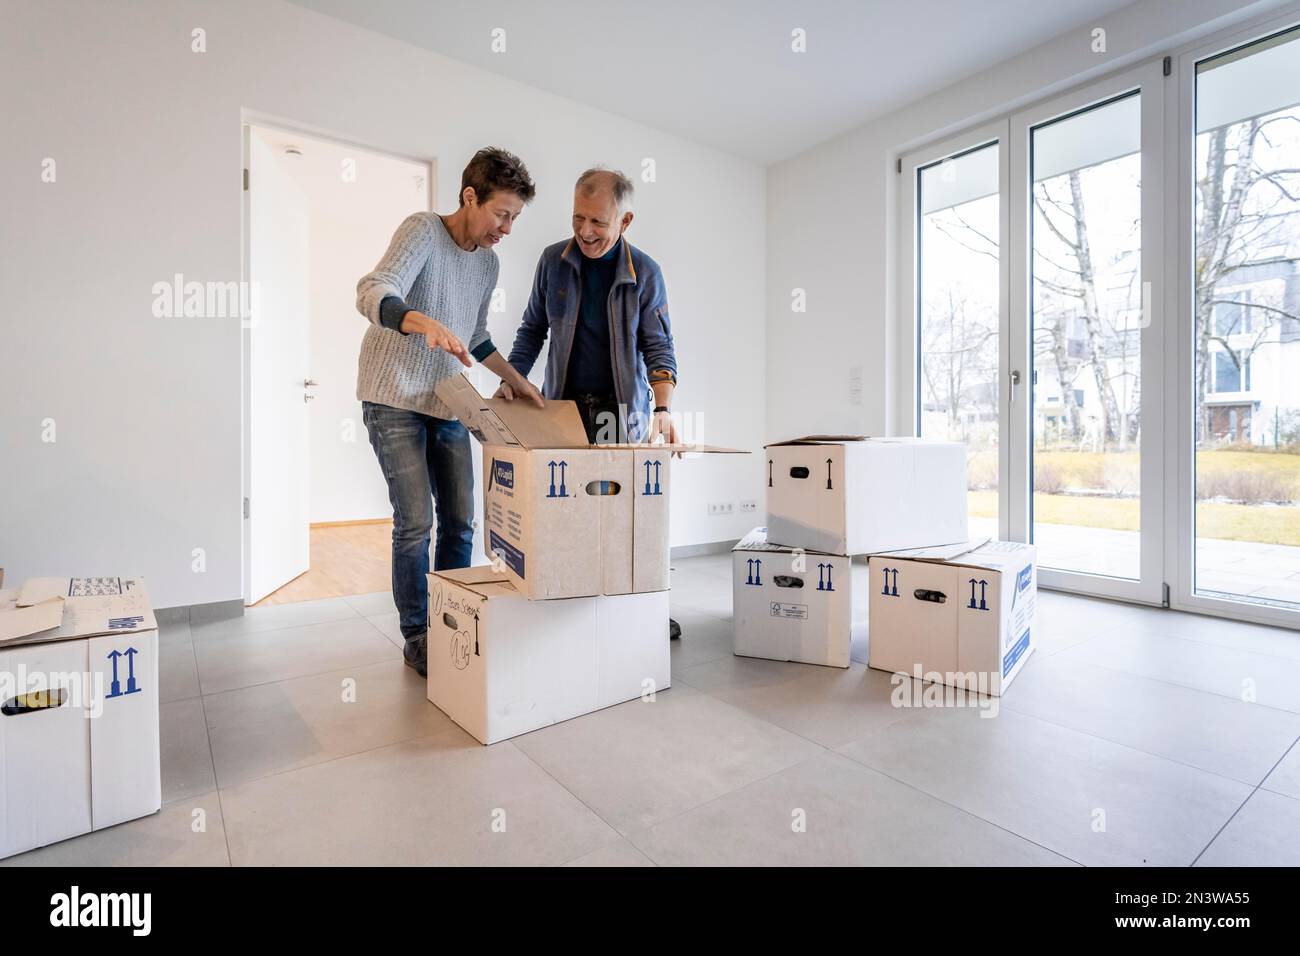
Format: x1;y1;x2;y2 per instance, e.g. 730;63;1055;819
1008;63;1167;605
246;127;311;604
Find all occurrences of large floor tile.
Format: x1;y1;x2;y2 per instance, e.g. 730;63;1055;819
190;596;360;642
632;752;1075;866
511;683;824;835
1055;627;1300;713
1196;789;1300;866
219;733;618;866
161;697;216;804
0;792;229;867
564;839;657;867
203;659;454;789
669;608;734;670
159;642;200;703
1261;739;1300;801
366;611;405;648
678;656;922;749
837;706;1251;866
1002;654;1300;785
157;620;192;647
193;616;398;695
669;567;734;619
342;590;396;617
1130;611;1300;663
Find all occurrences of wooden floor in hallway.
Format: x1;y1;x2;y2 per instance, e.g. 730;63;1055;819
254;520;392;607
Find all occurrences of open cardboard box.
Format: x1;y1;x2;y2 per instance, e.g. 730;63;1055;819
436;374;745;600
765;435;969;556
0;574;161;859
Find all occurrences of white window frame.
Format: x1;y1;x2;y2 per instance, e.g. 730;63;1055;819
1168;6;1300;629
897;120;1011;538
897;2;1300;630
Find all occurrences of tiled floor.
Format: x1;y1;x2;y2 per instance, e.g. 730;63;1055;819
7;553;1300;867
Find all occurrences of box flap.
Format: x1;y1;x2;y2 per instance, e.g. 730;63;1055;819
2;576;156;646
868;538;1034;572
0;597;64;643
432;566;521;600
576;442;748;454
765;435;867;447
435;374;588;448
732;526;838;555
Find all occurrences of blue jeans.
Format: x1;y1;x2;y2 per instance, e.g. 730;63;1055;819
362;401;475;642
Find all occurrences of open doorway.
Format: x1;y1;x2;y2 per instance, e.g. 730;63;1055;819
241;122;434;607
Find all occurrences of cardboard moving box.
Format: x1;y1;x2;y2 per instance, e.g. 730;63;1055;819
436;374;743;600
765;436;969;556
0;575;161;860
427;567;671;744
732;527;851;668
867;540;1037;696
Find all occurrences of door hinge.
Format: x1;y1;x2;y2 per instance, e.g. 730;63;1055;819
1162;55;1171;77
243;168;249;191
243;496;250;519
896;157;902;174
1162;582;1170;607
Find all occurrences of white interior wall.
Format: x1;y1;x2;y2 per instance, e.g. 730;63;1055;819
764;0;1288;444
0;0;766;609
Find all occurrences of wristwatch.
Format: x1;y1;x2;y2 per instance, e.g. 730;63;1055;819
653;405;670;414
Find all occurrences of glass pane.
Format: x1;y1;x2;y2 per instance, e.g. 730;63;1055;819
1194;26;1300;608
1029;92;1143;579
917;142;1000;540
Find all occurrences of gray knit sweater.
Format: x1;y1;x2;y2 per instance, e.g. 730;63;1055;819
355;212;499;420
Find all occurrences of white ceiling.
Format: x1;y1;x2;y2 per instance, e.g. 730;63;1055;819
286;0;1139;164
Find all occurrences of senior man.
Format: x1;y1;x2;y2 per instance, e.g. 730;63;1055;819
496;167;685;637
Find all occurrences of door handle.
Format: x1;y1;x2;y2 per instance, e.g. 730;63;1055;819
1009;369;1022;404
304;379;319;388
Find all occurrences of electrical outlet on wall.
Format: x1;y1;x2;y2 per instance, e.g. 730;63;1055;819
707;501;736;516
740;500;757;513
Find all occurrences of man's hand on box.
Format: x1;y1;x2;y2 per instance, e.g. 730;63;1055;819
650;410;682;457
493;379;545;408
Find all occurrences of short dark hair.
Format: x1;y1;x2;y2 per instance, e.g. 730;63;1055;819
460;147;536;207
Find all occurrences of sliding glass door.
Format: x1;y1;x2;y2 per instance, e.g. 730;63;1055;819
1175;17;1300;625
904;66;1166;605
902;122;1009;542
905;15;1300;628
1010;66;1166;604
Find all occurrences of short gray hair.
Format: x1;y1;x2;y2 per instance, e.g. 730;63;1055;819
575;167;634;212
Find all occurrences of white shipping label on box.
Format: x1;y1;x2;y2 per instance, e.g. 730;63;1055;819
427;568;671;745
868;541;1036;696
732;527;851;668
765;437;968;556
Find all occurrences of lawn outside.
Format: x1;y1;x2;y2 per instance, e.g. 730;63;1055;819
966;447;1300;545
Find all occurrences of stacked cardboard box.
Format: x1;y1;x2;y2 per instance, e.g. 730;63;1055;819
867;540;1037;696
0;573;162;860
735;435;969;669
427;375;741;744
738;435;1038;693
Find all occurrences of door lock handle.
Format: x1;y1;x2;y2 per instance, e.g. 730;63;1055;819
304;379;319;388
1009;369;1022;403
